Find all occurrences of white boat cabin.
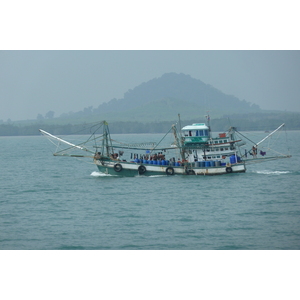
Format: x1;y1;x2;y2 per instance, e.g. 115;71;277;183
182;123;240;163
181;123;210;144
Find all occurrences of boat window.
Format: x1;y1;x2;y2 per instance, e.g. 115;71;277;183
189;131;192;136
224;139;227;143
204;130;209;136
196;130;199;136
199;130;204;136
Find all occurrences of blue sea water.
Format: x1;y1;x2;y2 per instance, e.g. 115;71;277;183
1;131;300;250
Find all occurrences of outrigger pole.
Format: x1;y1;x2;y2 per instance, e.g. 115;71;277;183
39;129;93;153
255;123;285;146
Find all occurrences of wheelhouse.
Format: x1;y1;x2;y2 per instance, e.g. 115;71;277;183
182;123;209;145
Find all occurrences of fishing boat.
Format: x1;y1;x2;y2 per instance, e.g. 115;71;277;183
39;115;291;176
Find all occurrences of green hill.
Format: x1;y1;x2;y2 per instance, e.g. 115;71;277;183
2;72;299;136
54;72;261;124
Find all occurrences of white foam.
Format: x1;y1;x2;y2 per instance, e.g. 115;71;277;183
132;174;166;178
90;171;114;177
256;170;290;175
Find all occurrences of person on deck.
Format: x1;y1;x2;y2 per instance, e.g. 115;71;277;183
94;152;101;160
252;146;257;158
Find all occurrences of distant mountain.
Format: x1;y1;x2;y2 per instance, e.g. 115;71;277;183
3;73;300;136
58;72;261;123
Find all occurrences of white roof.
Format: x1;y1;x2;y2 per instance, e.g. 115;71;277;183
182;123;209;130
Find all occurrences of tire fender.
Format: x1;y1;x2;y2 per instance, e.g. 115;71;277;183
226;167;233;173
138;165;146;175
114;163;123;172
166;167;175;175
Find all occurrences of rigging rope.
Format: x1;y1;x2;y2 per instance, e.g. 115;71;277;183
149;126;174;154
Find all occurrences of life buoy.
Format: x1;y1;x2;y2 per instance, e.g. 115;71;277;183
166;167;175;175
114;163;123;172
226;167;233;173
138;165;146;175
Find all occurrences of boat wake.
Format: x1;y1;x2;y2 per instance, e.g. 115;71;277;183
133;174;167;178
255;170;291;175
90;171;115;177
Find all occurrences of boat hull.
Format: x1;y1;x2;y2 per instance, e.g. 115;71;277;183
94;160;246;176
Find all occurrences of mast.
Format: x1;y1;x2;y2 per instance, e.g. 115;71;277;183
172;123;185;162
178;114;183;142
172;124;180;149
102;121;113;157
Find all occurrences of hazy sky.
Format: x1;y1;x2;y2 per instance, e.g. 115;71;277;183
1;50;300;121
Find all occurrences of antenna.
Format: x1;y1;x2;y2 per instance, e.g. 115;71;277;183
205;111;211;138
227;116;232;128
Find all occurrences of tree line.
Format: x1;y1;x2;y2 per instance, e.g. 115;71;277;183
1;113;300;136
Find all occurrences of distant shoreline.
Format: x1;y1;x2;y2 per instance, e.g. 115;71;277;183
1;113;299;136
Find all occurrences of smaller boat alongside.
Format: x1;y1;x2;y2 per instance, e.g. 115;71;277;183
39;114;291;177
